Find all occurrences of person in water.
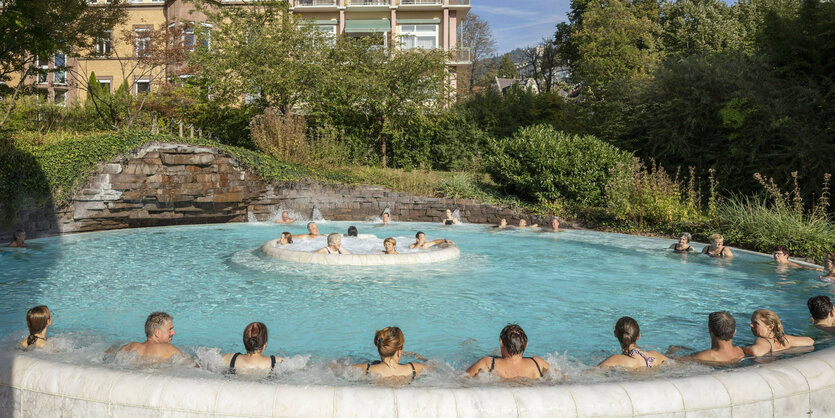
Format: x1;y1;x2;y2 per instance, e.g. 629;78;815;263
383;237;398;254
278;232;293;245
547;218;560;232
669;232;695;253
518;219;537;228
743;309;814;356
346;226;358;237
381;212;390;226
772;246;818;270
293;222;325;239
819;252;835;282
119;312;184;360
496;218;509;229
275;211;294;224
687;311;745;364
352;326;426;382
316;233;350;254
599;316;668;369
223;322;283;372
7;229;27;247
467;324;553;379
20;305;51;349
442;209;459;225
807;296;835;334
408;231;453;249
701;234;733;258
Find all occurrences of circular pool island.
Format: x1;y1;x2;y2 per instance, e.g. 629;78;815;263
0;222;831;416
260;235;460;265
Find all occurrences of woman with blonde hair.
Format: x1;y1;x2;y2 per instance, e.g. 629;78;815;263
352;326;426;382
743;309;814;356
382;237;398;255
819;252;835;282
278;232;293;245
599;316;668;369
701;233;733;257
222;322;283;372
20;305;51;349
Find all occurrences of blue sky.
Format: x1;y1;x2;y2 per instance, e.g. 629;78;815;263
472;0;568;54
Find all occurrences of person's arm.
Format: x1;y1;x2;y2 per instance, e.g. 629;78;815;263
649;351;669;365
669;244;677;249
339;246;350;255
314;247;328;254
466;356;490;377
742;338;772;357
787;335;815;347
408;243;418;249
118;342;136;352
722;247;734;258
701;246;710;254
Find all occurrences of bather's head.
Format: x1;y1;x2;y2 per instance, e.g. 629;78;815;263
383;237;397;254
280;232;293;245
518;219;527;227
750;309;787;345
281;211;290;221
307;222;319;235
374;326;405;359
243;322;268;354
709;233;724;247
708;311;736;341
25;305;51;346
327;233;342;247
13;229;25;242
347;226;358;237
808;296;833;321
145;312;175;343
678;232;692;245
499;324;528;356
415;231;425;243
614;316;640;355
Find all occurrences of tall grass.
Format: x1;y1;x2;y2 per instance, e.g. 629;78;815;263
250;109;349;169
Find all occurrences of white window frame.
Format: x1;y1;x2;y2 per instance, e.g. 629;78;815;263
98;79;112;93
136;79;151;94
54;90;67;106
35;56;49;84
53;53;67;85
97;30;113;57
135;27;152;57
398;24;438;50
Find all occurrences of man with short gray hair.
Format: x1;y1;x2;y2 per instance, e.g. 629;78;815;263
119;311;183;360
293;222;324;239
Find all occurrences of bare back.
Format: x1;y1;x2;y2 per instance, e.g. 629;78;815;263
119;340;183;360
691;347;744;364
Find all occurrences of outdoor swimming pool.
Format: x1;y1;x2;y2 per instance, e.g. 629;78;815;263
0;222;831;386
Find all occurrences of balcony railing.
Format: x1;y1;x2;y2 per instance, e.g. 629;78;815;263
348;0;389;5
400;0;441;5
449;0;470;4
295;0;338;5
452;47;470;63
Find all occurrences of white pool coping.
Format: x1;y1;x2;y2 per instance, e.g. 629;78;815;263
1;345;834;417
260;239;460;265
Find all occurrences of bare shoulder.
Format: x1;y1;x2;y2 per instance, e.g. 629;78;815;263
412;362;428;372
532;356;551;370
788;335;815;347
466;356;491;376
119;342;140;352
648;350;669;364
598;354;626;368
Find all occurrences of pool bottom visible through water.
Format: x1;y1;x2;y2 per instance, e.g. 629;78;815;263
1;221;832;386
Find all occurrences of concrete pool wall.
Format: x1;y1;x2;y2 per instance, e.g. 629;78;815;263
1;346;834;417
260;238;461;265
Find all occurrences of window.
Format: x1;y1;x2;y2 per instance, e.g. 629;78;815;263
399;24;438;50
136;80;150;94
135;27;151;57
98;79;111;93
35;56;48;84
53;53;67;84
183;26;195;50
317;25;337;37
54;90;67;106
97;31;113;56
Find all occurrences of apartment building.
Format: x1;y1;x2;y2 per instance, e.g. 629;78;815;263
17;0;471;106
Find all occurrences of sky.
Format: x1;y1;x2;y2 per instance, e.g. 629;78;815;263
472;0;569;55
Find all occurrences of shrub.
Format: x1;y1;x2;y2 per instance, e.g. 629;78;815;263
605;158;704;225
250;109;350;169
486;124;632;205
437;172;482;199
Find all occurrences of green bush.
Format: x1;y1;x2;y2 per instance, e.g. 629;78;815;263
486;124;632;205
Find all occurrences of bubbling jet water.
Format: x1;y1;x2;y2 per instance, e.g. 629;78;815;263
311;206;323;221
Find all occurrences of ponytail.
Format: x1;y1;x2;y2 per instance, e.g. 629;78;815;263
25;305;51;346
614;316;640;356
373;326;404;358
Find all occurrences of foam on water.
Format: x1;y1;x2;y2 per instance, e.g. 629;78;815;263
1;222;832;387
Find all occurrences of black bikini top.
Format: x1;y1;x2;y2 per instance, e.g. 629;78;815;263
489;356;543;378
228;352;276;374
365;360;417;382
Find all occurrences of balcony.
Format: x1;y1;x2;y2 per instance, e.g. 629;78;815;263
449;47;471;64
449;0;470;5
294;0;338;6
347;0;389;5
400;0;441;4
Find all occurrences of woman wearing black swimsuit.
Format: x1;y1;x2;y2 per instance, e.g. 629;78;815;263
20;305;51;349
466;324;555;379
352;326;426;382
223;322;283;373
669;232;695;253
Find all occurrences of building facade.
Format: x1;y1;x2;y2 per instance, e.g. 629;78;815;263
13;0;471;106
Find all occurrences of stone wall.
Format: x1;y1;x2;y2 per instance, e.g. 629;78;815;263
1;143;554;241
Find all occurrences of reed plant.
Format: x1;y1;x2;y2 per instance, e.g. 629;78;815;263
250;108;349;169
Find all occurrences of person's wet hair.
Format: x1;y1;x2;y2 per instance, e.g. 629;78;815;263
374;326;405;358
709;233;723;242
384;237;396;246
243;322;268;353
415;231;425;238
614;316;640;356
347;226;358;237
327;233;341;245
808;296;833;320
752;309;788;345
708;311;736;341
281;232;293;243
499;324;528;356
144;312;173;338
678;232;692;243
307;222;317;230
25;305;51;346
775;246;789;255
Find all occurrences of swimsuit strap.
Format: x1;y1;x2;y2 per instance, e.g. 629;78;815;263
271;355;276;370
366;363;371;374
767;338;774;354
629;349;656;368
229;352;242;372
527;357;543;378
489;356;496;372
408;362;416;382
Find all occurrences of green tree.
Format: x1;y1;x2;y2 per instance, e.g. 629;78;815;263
497;54;518;78
313;37;449;168
661;0;749;55
0;0;126;126
190;0;330;114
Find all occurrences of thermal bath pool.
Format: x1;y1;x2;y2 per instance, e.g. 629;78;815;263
1;222;834;416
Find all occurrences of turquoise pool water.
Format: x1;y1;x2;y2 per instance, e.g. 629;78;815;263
1;222;831;384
